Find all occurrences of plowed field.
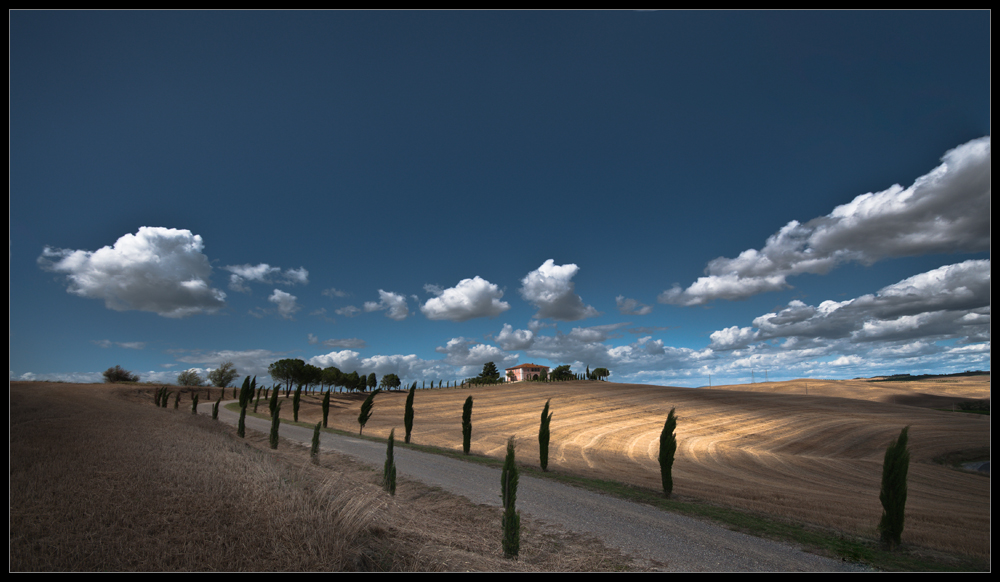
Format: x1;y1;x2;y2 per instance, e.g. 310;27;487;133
305;377;989;558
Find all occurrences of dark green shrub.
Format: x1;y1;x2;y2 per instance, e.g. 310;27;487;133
659;408;677;498
174;391;180;409
501;436;520;559
462;396;473;455
212;396;221;420
191;393;199;414
878;426;910;549
539;399;553;471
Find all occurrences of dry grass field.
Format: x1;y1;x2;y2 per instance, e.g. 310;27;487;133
9;381;635;572
303;376;990;560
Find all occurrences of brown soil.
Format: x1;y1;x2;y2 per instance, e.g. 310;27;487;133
305;376;990;559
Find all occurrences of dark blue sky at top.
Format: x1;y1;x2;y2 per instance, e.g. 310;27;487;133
11;11;990;386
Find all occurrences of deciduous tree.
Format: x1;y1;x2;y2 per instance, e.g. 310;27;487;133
177;369;204;386
103;365;139;384
207;361;239;388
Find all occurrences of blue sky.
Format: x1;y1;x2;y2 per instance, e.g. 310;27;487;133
11;11;990;387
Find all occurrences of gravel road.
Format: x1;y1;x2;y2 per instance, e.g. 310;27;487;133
218;403;871;572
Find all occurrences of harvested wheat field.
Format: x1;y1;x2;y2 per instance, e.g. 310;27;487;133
305;376;990;560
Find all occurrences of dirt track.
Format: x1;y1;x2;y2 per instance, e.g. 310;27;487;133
306;377;989;558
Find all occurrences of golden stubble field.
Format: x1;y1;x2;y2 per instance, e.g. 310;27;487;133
304;376;990;559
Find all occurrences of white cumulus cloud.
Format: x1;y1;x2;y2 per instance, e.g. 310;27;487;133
661;136;991;305
421;276;510;322
268;289;300;319
364;290;410;320
520;259;600;321
38;226;227;318
224;263;309;292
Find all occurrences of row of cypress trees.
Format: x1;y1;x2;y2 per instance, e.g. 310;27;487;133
159;378;912;554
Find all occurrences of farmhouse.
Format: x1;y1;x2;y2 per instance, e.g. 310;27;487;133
505;363;549;382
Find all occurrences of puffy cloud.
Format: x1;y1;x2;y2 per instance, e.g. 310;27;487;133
335;305;361;317
307;334;367;349
307;350;444;380
363;290;409;320
493;324;535;351
321;287;349;298
709;326;760;350
661;136;991;305
172;348;285;378
519;259;600;321
616;295;653;316
421;276;510;322
268;289;300;319
224;263;309;292
92;340;146;350
718;260;990;345
38;226;226;318
435;337;516;370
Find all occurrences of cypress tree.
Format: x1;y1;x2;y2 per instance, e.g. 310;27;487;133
174;391;180;409
404;384;415;444
191;393;199;414
462;396;473;455
878;426;910;549
269;402;282;449
358;389;380;434
293;385;302;422
269;381;280;417
212;396;221;420
311;422;322;461
501;436;520;559
383;428;397;495
659;408;678;498
539;399;553;471
238;406;247;438
322;389;331;428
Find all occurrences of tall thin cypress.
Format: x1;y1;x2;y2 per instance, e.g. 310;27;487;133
269;402;282;449
501;436;520;559
462;396;473;455
538;399;553;471
191;393;199;414
659;408;678;498
878;426;910;549
322;389;331;428
404;384;415;444
383;428;397;495
293;385;302;422
311;422;322;461
358;389;380;434
269;382;279;417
